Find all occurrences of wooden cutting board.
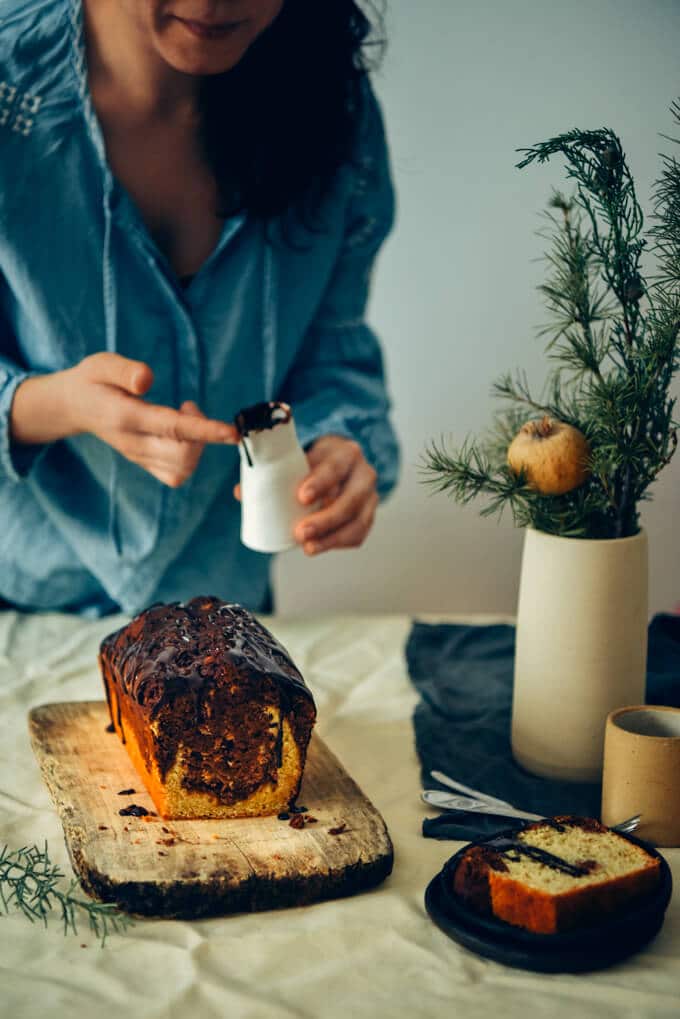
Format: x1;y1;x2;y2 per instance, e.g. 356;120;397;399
29;701;393;919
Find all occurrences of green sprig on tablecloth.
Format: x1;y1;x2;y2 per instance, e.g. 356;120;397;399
0;841;134;945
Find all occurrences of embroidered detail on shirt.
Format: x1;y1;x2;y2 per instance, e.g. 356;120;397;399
0;83;42;135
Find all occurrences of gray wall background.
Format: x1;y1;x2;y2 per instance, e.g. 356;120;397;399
276;0;680;617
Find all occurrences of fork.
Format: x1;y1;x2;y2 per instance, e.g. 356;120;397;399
425;771;641;835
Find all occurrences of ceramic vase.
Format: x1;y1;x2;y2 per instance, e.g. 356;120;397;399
511;527;648;782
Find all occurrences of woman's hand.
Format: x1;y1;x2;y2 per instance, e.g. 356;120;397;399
11;352;238;487
294;435;379;556
232;434;380;555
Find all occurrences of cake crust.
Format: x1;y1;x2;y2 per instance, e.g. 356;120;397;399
99;597;316;819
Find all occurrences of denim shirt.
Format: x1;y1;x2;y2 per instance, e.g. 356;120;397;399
0;0;399;616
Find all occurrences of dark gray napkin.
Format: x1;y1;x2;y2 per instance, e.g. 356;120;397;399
406;615;680;839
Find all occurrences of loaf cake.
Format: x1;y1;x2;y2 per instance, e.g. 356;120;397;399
99;597;316;819
453;816;661;934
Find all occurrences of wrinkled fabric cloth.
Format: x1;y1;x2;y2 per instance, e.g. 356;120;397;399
0;0;399;616
2;610;680;1019
406;615;680;840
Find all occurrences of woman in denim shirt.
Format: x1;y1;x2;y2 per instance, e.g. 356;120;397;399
0;0;399;616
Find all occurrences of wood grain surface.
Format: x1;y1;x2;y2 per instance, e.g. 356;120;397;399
29;701;394;919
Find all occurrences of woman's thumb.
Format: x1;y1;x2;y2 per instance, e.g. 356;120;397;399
83;352;154;395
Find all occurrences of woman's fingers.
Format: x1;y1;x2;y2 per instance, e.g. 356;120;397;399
295;458;377;544
132;457;192;488
321;483;342;507
114;401;220;487
303;492;379;555
70;353;238;485
293;436;379;553
298;438;362;505
80;351;155;396
117;394;238;444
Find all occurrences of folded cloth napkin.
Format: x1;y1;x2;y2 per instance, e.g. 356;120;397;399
406;614;680;840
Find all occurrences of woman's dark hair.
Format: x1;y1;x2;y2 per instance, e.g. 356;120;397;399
199;0;386;225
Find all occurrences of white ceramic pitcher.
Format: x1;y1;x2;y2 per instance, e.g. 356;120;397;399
237;402;310;554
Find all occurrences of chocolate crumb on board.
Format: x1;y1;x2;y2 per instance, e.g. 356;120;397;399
290;804;308;814
158;851;168;857
277;812;290;821
98;825;108;831
119;804;154;817
117;788;136;796
289;815;305;829
304;816;318;824
329;823;349;836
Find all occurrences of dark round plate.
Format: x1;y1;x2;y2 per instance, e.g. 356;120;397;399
424;827;673;973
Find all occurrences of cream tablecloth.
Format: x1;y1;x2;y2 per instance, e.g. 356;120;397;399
1;610;679;1019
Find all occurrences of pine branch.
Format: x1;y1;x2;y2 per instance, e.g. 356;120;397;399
517;124;659;537
649;99;680;293
423;103;680;540
492;371;562;419
517;129;646;354
535;196;617;379
0;842;134;946
421;437;531;521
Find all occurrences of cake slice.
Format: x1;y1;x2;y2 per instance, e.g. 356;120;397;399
453;816;661;934
99;597;316;819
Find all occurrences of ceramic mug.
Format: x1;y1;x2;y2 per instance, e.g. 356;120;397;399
601;705;680;847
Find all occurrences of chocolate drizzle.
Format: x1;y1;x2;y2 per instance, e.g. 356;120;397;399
104;598;311;713
484;827;594;878
235;401;292;467
235;401;291;437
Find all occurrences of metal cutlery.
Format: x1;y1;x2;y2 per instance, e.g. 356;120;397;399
424;770;641;835
430;770;516;810
422;789;544;823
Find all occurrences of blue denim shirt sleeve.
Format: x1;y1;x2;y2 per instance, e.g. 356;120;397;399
0;311;48;482
279;89;400;499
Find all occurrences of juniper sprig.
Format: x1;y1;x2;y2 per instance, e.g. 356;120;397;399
0;841;134;946
423;102;680;539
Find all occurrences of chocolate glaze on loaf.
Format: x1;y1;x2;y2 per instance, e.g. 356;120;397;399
100;597;315;807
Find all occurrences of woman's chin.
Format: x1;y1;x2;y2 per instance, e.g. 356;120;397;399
156;22;252;76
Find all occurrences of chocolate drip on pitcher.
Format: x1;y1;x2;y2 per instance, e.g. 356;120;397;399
235;401;291;437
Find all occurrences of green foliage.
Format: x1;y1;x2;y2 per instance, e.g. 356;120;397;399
423;106;680;539
0;841;134;946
